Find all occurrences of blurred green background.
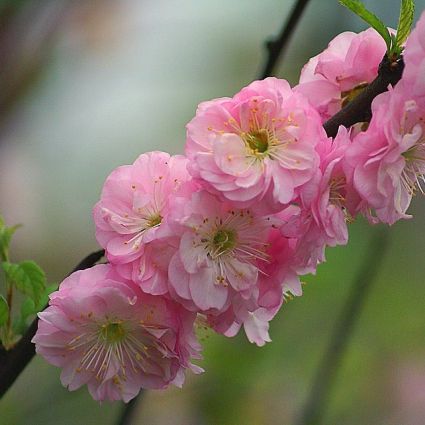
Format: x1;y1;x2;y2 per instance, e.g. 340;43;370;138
1;0;425;424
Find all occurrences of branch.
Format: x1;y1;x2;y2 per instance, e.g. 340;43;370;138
324;55;404;138
259;0;311;79
295;230;389;425
0;249;105;399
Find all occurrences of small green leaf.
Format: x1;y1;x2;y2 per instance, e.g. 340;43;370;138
12;298;36;335
0;215;21;261
37;283;58;310
340;0;392;51
2;261;47;304
395;0;415;48
0;225;20;252
21;297;36;320
13;283;58;335
0;295;9;326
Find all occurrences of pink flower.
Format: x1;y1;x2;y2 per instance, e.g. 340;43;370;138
296;28;387;122
185;77;324;211
168;191;274;313
403;11;425;99
167;190;304;346
299;126;360;248
346;82;425;224
94;152;194;264
33;264;202;402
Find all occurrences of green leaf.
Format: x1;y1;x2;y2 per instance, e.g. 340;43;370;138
0;295;8;326
339;0;392;51
21;297;36;320
37;283;58;310
0;215;21;261
395;0;415;47
13;297;36;335
1;261;47;304
13;283;58;335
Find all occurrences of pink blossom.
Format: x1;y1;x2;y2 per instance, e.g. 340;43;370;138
94;152;194;264
403;11;425;99
33;264;202;402
346;82;425;224
300;126;360;248
185;77;324;211
168;191;275;312
296;28;387;122
167;190;304;346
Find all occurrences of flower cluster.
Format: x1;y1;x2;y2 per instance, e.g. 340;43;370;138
34;12;425;402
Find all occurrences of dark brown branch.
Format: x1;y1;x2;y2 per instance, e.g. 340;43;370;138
0;249;105;399
324;55;404;138
295;230;389;425
259;0;311;79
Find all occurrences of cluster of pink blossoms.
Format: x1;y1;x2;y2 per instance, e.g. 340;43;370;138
34;12;425;402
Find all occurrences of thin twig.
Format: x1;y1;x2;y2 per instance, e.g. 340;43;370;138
294;230;389;425
0;249;105;399
259;0;311;79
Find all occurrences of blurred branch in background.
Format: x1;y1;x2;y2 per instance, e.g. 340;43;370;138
295;229;389;425
259;0;311;79
0;0;72;137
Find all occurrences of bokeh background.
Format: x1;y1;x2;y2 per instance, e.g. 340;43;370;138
1;0;425;424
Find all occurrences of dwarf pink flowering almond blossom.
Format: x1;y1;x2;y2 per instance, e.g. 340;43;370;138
33;264;202;402
94;152;194;265
296;28;387;122
185;77;326;210
347;82;425;224
294;126;360;251
168;191;271;311
167;191;301;346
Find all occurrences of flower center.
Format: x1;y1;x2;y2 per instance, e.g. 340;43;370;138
147;213;162;228
329;176;354;222
100;322;127;344
244;129;270;154
329;176;346;207
212;229;236;255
